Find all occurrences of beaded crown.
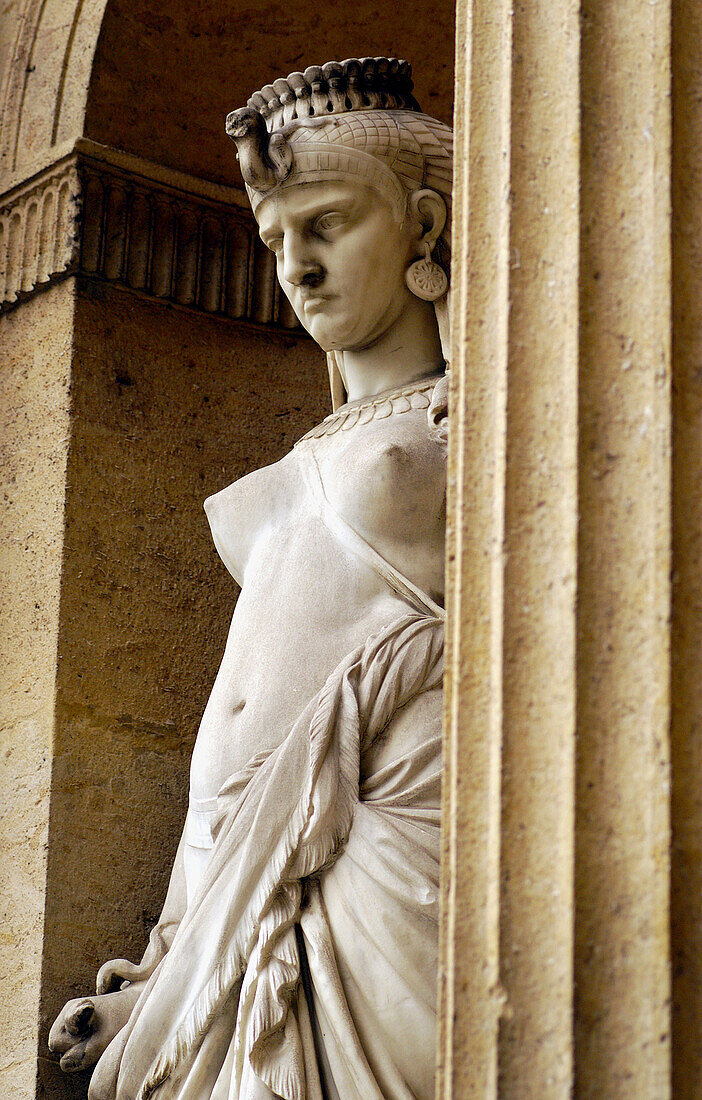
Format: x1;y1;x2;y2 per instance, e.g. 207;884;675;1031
244;58;422;132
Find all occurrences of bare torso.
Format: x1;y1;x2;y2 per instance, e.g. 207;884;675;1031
189;383;446;801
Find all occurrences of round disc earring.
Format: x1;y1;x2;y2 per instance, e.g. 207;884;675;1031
405;242;448;302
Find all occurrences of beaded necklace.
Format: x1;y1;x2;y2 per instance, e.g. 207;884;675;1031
296;371;444;445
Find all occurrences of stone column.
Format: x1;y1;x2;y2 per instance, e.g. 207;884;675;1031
440;0;680;1096
575;1;671;1093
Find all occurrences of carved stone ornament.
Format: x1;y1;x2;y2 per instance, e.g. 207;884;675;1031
49;58;452;1100
405;242;450;301
0;158;81;305
0;140;300;332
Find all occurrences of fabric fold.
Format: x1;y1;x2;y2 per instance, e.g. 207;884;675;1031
102;611;443;1100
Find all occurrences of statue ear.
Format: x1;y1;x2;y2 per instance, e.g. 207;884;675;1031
408;189;447;254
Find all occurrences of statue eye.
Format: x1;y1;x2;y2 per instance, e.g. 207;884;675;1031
314;212;346;234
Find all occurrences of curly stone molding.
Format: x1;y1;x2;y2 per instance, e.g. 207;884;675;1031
0;139;302;333
0;157;81;305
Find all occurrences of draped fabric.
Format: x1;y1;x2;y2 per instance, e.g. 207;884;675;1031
298;718;442;1100
97;612;443;1100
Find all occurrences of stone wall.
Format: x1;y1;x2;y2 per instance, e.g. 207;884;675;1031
35;284;328;1097
0;241;329;1100
1;283;74;1099
0;7;455;1096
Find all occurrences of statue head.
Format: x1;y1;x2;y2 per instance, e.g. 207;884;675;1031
227;58;453;407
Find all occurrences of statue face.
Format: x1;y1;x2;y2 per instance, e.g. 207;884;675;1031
256;180;416;353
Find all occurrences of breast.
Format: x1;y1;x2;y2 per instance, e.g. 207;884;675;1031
192;447;415;797
190;407;445;797
312;406;446;603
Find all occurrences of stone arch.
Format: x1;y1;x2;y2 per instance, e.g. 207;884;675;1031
0;0;454;193
82;0;454;187
0;0;110;188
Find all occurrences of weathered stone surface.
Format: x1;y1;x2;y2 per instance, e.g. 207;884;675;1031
37;283;328;1089
441;1;674;1098
575;2;671;1095
0;282;74;1100
1;277;327;1099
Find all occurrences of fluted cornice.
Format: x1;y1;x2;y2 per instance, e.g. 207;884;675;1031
0;139;302;334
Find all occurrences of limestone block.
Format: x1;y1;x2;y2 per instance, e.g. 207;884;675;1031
0;283;74;1100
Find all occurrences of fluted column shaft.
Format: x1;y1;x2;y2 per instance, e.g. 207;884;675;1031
441;1;676;1096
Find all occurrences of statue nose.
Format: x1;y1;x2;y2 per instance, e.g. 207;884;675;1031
282;238;323;287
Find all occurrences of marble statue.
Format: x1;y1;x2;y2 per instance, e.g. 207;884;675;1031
49;57;452;1100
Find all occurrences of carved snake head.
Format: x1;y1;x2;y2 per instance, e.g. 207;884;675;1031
225;107;293;192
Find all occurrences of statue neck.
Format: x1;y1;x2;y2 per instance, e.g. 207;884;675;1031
338;296;444;402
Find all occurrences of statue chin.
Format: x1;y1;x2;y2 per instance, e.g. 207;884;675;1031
298;310;337;350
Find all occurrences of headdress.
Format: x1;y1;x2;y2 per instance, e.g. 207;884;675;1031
226;58;451;217
227;59;453;405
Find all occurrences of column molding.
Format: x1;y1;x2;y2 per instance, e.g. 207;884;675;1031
438;0;512;1094
0;139;301;333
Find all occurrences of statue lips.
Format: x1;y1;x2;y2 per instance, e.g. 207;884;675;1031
298;289;335;312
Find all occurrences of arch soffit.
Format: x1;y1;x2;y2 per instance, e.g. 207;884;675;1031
0;0;109;191
0;0;456;195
